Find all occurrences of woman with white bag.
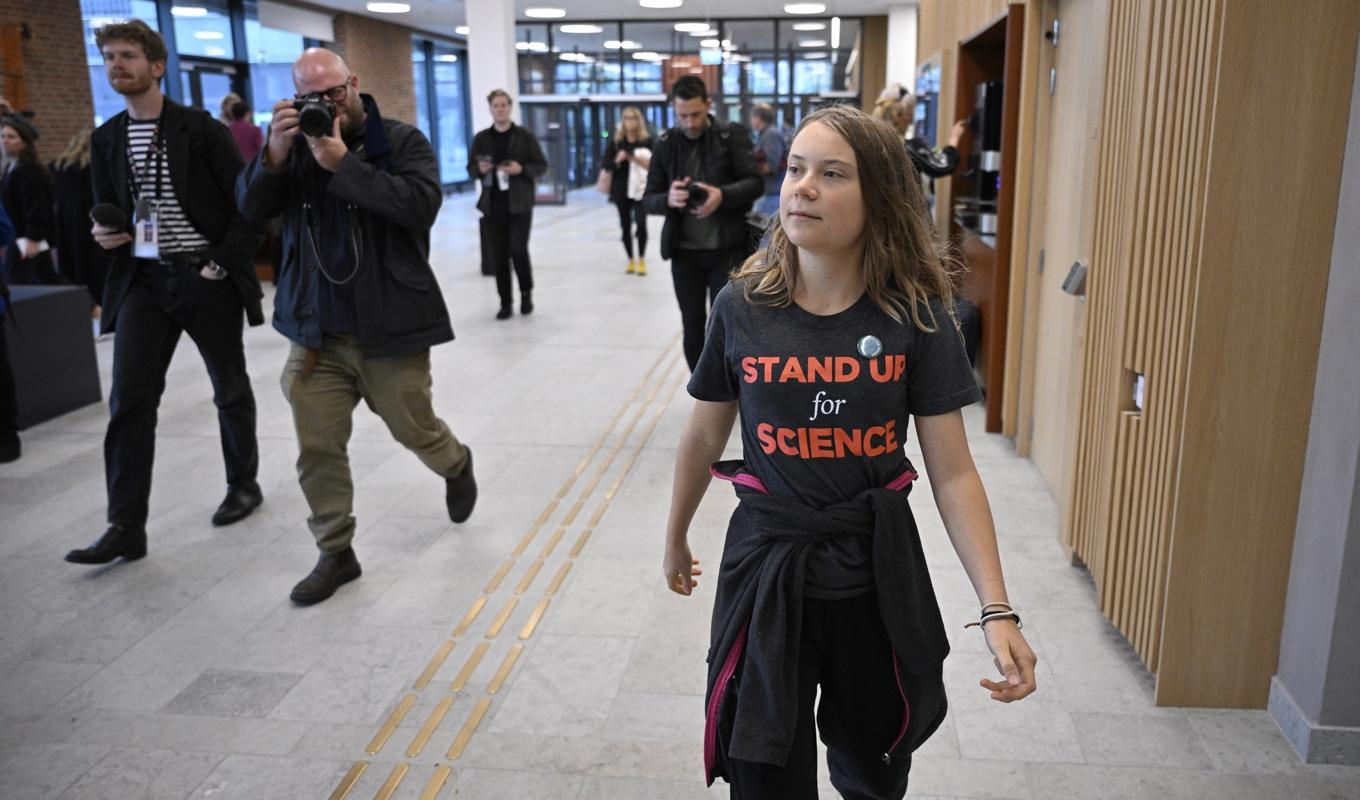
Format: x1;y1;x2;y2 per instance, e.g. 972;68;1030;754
599;107;653;275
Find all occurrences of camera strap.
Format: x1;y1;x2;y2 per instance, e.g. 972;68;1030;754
301;200;361;285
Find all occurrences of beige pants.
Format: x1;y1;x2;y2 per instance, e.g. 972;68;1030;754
281;337;469;553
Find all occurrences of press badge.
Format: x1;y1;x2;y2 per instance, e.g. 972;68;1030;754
133;197;159;260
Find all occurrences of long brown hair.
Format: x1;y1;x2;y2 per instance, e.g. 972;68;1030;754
733;104;960;332
54;127;93;170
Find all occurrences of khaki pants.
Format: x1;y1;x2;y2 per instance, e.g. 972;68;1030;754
281;337;468;553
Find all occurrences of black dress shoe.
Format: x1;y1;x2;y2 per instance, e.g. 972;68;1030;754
445;451;477;524
212;485;264;526
521;293;534;315
496;306;513;320
0;435;19;464
290;547;362;605
65;524;147;564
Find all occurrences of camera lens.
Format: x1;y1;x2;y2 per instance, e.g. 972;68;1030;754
297;100;334;138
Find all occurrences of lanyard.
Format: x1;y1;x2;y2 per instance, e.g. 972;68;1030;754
129;120;164;202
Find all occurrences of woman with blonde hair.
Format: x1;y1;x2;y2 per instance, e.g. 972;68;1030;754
600;106;653;275
50;127;103;305
663;105;1037;798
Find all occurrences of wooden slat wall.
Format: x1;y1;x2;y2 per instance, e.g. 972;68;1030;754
1067;0;1359;706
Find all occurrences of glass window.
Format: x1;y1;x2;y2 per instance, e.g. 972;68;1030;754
82;0;161;126
173;0;235;60
244;19;305;126
515;23;551;95
432;45;469;183
412;44;431;136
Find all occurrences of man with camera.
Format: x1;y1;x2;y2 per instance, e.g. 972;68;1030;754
469;90;547;320
237;48;476;605
66;20;265;566
642;76;762;370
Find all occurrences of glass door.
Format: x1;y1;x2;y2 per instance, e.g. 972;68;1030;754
179;61;243;118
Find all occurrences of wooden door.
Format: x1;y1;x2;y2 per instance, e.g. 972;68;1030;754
1027;0;1108;515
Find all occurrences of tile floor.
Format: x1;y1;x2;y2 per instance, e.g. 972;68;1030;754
1;191;1356;800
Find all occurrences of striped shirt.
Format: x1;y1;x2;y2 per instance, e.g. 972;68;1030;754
126;118;210;255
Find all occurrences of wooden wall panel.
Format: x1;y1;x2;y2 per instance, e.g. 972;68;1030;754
1066;0;1358;706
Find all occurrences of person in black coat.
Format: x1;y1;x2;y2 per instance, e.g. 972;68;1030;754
49;127;104;306
600;107;653;275
0;203;17;463
468;90;548;320
0;114;60;285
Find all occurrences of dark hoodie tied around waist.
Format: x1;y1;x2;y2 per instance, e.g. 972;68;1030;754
704;458;950;783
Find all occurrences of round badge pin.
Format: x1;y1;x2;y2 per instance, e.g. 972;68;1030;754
856;335;883;359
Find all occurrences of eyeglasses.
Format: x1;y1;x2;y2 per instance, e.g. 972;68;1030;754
295;76;353;104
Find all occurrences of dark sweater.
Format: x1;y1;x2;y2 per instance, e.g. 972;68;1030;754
704;459;950;779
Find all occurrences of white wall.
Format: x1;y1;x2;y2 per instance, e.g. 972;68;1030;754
466;0;518;133
886;4;919;96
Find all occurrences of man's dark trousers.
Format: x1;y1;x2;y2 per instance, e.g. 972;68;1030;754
486;206;533;309
105;260;258;527
671;246;742;370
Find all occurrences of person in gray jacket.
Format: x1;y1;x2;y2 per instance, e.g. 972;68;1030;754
237;48;476;605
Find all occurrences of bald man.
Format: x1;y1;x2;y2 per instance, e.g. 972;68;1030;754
237;48;476;605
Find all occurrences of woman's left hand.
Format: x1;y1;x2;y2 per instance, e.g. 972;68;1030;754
980;621;1038;702
615;150;630;165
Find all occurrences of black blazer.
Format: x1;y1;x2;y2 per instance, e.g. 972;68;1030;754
91;98;264;332
641;116;763;260
467;124;548;216
0;159;55;243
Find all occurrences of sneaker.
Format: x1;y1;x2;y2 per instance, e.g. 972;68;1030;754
626;259;636;274
290;547;362;605
445;451;477;523
636;258;647;277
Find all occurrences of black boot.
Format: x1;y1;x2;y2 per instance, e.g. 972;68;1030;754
521;292;534;315
212;484;264;526
445;450;478;524
290;547;362;605
0;434;19;464
496;306;513;320
65;524;147;564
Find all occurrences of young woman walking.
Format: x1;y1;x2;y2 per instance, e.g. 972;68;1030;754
600;107;652;275
663;105;1037;800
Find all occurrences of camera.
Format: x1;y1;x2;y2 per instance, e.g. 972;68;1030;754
685;184;709;209
292;98;334;138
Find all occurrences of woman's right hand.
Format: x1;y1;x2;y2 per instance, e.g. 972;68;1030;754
663;542;702;596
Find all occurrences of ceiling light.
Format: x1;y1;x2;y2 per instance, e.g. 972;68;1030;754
792;22;826;31
193;31;223;40
170;7;208;17
365;2;410;13
700;39;719;48
784;3;826;14
455;25;469;35
730;54;752;62
721;39;732;48
800;39;827;47
559;24;603;33
605;39;641;49
515;41;530;50
674;22;711;33
688;30;718;37
528;41;548;52
803;52;828;59
524;7;566;18
639;0;683;7
831;16;840;48
437;54;458;62
203;46;226;56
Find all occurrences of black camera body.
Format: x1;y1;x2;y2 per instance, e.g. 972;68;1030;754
685;184;709;209
292;99;335;138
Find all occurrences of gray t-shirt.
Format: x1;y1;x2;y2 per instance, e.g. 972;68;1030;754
689;283;981;597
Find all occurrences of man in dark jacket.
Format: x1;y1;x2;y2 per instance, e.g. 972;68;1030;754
468;90;547;320
642;76;762;370
67;20;265;567
238;48;476;605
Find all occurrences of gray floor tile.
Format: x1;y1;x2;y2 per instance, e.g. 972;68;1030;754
55;747;223;800
162;669;303;718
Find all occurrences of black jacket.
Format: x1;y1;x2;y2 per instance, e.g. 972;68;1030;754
467;124;548;216
907;137;960;179
91;98;264;333
237;94;453;358
601;134;652;205
704;460;949;777
642;116;763;260
0;159;54;243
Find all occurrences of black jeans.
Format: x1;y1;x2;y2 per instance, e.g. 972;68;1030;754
485;206;534;308
723;594;949;800
614;198;648;259
105;262;258;527
671;247;739;370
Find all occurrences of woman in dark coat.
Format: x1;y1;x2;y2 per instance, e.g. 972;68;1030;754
0;115;60;285
50;127;104;306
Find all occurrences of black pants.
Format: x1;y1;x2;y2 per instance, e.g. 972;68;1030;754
614;198;648;259
2;247;63;286
0;315;16;450
671;247;738;370
105;263;258;527
723;594;949;800
485;206;534;308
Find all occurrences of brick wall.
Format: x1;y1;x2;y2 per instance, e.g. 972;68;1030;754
0;0;95;161
329;12;416;127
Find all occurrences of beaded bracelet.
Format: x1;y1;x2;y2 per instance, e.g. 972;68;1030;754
964;609;1023;630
